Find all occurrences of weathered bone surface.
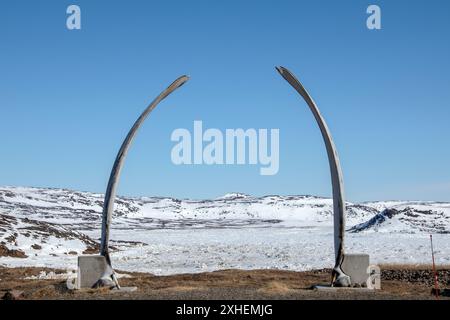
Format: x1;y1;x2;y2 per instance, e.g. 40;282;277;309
275;66;351;287
98;75;189;288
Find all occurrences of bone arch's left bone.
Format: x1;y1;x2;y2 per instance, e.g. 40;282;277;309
98;75;189;288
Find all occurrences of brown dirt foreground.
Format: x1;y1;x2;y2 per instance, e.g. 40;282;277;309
0;265;449;300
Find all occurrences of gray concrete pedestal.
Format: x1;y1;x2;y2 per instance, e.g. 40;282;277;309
77;255;108;289
341;253;370;286
66;255;137;292
314;254;380;290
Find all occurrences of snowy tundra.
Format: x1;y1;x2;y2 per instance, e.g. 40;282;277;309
0;187;449;275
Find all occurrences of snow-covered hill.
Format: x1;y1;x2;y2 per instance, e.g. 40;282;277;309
0;187;378;226
1;186;449;273
1;187;449;232
350;202;450;234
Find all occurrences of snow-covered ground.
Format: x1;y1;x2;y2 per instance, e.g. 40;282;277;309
1;187;449;274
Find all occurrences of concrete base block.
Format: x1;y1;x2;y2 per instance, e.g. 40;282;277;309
341;254;370;286
311;253;379;289
65;255;137;292
313;285;374;292
112;286;138;293
77;255;108;289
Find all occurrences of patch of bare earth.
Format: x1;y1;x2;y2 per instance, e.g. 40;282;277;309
0;244;27;258
0;266;449;300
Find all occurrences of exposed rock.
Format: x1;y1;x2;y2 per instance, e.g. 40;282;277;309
382;268;450;287
0;244;27;258
2;290;24;300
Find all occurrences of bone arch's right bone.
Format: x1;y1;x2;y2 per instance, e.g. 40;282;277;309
276;66;351;287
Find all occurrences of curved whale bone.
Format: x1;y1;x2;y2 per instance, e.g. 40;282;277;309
97;75;190;288
92;255;119;289
275;66;351;287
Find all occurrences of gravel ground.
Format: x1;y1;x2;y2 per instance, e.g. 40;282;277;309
0;265;449;300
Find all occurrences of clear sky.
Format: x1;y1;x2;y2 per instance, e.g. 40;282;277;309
1;0;450;202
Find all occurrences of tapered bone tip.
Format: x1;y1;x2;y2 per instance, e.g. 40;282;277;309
178;75;190;84
275;66;286;75
171;75;190;90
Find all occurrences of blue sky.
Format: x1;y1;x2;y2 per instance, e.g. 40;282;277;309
1;0;450;202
